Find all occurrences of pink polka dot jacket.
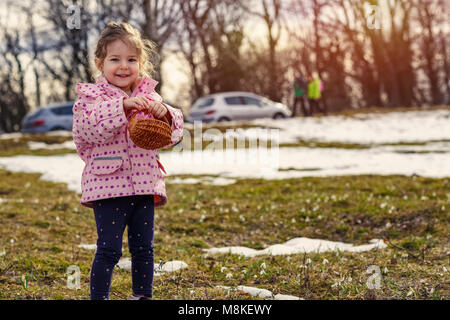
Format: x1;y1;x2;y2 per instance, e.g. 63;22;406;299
72;76;184;208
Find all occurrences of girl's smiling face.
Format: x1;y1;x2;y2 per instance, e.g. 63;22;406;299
96;39;140;94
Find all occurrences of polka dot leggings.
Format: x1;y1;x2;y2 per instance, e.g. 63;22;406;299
90;195;155;300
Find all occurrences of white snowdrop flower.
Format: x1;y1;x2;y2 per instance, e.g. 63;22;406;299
347;277;352;282
403;195;408;200
306;258;312;264
271;204;277;209
383;267;388;274
0;250;6;257
178;208;184;214
242;270;247;274
239;215;246;222
331;279;344;288
226;273;233;279
421;196;428;201
199;214;206;223
406;288;414;297
443;266;448;272
441;206;446;211
305;217;310;223
331;195;337;201
232;205;238;213
55;216;60;222
260;262;266;269
313;206;319;212
317;215;322;220
253;275;258;278
385;222;392;228
402;253;409;258
257;205;261;210
429;288;435;295
380;202;387;209
322;259;329;265
260;270;266;275
291;218;296;223
306;199;310;204
426;234;432;240
190;289;195;294
10;239;14;244
220;267;227;272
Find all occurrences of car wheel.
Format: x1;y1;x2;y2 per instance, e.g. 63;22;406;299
273;113;285;119
217;117;231;122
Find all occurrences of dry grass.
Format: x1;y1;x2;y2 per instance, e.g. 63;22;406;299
0;169;448;300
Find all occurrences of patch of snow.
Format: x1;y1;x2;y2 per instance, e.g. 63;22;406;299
117;258;188;276
27;140;76;150
204;238;387;257
218;285;303;300
249;109;450;144
167;176;236;186
78;244;97;250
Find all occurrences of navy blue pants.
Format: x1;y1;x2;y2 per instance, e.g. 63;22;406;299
90;195;155;300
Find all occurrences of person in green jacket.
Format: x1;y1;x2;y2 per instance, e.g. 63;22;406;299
307;75;325;116
292;74;308;117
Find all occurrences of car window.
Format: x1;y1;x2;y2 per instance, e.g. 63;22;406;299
51;104;74;116
29;109;46;119
193;97;214;109
243;97;262;106
224;96;245;105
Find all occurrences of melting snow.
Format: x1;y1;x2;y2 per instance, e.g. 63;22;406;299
217;285;303;300
204;238;387;257
117;258;188;276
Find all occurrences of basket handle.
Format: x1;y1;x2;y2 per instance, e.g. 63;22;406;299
128;108;170;125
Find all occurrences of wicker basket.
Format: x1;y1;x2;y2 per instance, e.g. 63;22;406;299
128;109;172;150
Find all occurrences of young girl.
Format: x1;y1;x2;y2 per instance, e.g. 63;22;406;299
72;21;183;300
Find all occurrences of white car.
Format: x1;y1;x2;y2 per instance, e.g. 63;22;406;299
188;92;292;123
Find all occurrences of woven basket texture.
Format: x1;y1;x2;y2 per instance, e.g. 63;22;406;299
128;109;172;150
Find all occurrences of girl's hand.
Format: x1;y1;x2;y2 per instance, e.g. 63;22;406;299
123;96;151;112
148;101;168;119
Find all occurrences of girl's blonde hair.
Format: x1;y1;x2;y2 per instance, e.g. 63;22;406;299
94;21;158;78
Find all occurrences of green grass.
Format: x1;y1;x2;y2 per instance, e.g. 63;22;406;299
0;169;448;300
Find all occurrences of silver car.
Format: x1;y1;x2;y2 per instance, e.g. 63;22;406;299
21;101;74;133
188;92;292;123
